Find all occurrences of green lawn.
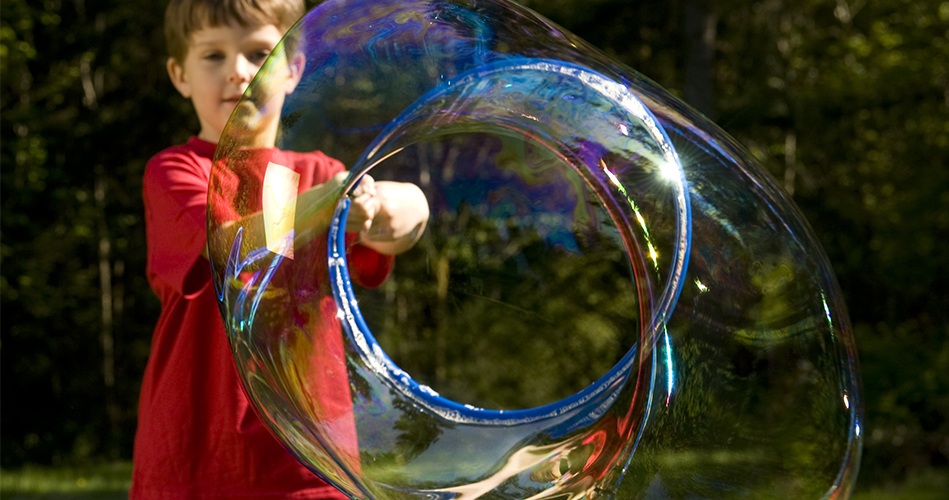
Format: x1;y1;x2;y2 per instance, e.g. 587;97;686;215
0;462;132;500
850;468;949;500
1;462;946;499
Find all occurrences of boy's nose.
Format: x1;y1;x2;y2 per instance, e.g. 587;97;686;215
228;55;253;84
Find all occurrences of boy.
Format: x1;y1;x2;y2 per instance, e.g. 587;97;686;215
133;0;429;498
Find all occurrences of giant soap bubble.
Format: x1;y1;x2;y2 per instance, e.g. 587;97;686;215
207;0;863;499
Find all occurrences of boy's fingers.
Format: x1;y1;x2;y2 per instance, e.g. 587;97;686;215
344;206;371;233
350;174;376;198
360;174;376;196
345;192;380;233
358;194;381;222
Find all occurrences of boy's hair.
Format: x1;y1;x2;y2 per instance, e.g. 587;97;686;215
165;0;306;61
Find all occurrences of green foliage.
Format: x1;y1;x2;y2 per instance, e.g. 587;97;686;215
0;0;182;465
709;0;949;484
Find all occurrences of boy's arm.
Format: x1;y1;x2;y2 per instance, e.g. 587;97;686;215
145;149;217;297
290;173;429;256
208;174;428;265
207;171;347;264
352;181;429;256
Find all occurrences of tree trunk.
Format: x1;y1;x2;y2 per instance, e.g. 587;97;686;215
95;167;120;451
784;131;797;196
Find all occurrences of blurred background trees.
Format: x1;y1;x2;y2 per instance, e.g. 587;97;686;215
2;0;947;490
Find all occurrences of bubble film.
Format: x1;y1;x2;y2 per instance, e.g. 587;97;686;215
208;1;862;499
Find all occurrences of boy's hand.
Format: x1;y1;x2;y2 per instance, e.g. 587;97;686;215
361;182;427;242
299;172;428;255
355;181;430;255
346;174;380;233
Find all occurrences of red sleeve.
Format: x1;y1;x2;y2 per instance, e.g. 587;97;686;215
345;234;394;289
143;147;212;298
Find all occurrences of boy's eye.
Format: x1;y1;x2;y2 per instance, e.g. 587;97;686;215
203;52;225;62
250;50;272;64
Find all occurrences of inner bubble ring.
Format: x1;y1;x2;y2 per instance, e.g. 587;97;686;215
329;58;691;423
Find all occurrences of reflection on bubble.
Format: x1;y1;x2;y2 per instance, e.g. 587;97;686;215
208;0;862;499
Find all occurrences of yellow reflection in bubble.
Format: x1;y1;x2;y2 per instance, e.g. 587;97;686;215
262;161;300;258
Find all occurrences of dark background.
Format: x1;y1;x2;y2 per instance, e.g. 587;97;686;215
2;0;947;491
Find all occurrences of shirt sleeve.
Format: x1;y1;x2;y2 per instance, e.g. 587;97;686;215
345;234;395;289
143;149;213;298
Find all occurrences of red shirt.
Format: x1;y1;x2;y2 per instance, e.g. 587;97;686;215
133;137;390;499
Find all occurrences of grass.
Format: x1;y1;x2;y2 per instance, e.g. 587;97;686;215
851;468;949;500
1;462;946;499
0;462;132;500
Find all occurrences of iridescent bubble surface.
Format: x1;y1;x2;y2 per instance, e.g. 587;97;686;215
208;1;862;499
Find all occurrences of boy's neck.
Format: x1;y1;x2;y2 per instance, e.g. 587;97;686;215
198;132;220;145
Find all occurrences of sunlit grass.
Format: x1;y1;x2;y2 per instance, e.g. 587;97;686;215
0;462;131;499
0;461;946;499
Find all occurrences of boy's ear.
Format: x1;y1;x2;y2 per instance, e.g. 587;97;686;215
283;52;306;95
167;57;192;98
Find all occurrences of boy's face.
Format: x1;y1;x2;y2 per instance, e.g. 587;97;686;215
168;22;294;145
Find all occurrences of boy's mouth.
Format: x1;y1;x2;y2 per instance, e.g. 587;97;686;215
229;90;267;111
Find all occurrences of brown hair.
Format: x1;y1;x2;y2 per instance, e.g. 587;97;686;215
164;0;305;61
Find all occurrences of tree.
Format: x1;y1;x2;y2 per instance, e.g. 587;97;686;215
712;0;949;482
1;0;184;465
